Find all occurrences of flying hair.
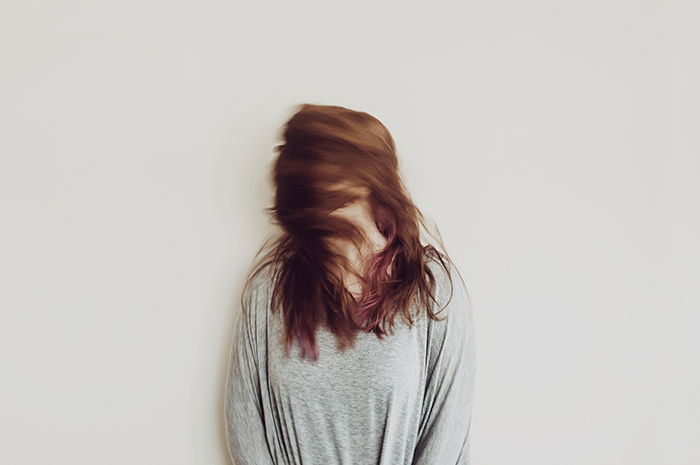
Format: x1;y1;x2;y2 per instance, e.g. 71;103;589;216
241;103;465;362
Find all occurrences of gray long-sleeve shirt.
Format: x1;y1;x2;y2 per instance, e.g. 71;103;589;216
224;257;476;465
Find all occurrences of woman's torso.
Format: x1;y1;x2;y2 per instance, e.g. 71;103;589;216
246;259;447;465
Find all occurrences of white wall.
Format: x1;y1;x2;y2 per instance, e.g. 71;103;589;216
1;1;697;464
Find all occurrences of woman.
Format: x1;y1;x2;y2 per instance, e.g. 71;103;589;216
224;103;476;465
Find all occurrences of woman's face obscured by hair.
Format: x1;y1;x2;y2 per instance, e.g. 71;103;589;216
325;181;370;220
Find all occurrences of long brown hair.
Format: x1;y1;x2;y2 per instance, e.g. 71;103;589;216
242;103;462;361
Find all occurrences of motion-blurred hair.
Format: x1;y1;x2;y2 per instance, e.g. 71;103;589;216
242;103;462;361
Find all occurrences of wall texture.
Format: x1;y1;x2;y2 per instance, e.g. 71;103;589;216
1;1;697;464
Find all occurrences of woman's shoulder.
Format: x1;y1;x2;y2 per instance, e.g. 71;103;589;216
423;249;473;322
240;261;278;322
424;248;458;292
246;261;277;293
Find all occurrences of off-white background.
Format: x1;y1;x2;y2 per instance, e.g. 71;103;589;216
1;1;698;464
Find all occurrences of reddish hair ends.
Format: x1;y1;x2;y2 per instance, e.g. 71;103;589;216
242;103;462;362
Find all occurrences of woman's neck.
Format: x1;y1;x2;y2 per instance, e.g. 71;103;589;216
325;202;388;297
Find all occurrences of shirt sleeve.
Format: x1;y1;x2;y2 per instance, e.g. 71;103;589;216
224;283;275;465
412;265;477;465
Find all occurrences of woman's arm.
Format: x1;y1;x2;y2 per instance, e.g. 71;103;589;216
412;267;477;465
224;284;275;465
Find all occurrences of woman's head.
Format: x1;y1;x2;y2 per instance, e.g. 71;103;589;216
246;103;457;361
271;104;401;251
